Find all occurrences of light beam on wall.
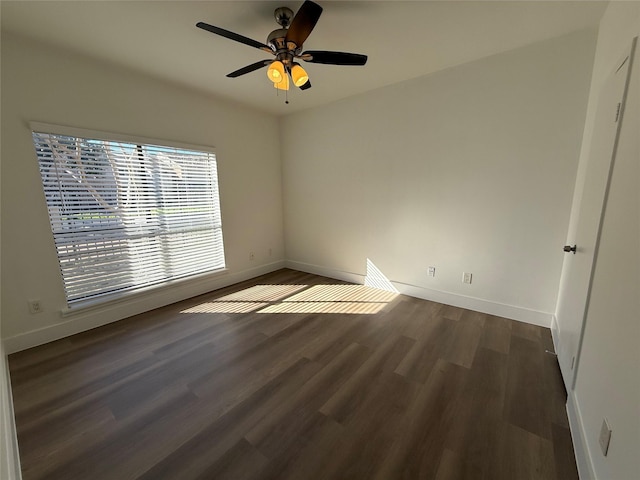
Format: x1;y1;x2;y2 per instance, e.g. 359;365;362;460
364;258;399;293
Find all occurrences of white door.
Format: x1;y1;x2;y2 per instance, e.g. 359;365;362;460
555;39;637;389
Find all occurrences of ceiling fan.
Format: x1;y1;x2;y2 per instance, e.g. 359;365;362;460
196;0;368;94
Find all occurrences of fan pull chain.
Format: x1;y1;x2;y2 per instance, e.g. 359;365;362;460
274;77;289;105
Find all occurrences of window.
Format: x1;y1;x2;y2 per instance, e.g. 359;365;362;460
32;127;225;307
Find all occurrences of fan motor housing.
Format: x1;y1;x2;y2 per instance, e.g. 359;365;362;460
268;7;302;55
267;28;288;51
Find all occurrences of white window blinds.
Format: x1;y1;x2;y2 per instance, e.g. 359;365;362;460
32;130;225;306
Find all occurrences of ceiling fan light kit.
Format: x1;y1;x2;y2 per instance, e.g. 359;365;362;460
196;0;367;102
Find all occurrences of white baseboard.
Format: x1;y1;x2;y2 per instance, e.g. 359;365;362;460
567;390;595;480
1;343;22;480
285;260;553;327
284;260;366;285
4;261;285;354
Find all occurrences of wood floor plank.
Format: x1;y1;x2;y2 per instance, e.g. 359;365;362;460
298;315;371;364
486;423;557;480
8;269;578;480
479;314;512;354
511;320;543;341
393;296;438;340
254;312;310;337
372;359;470;480
394;315;456;384
13;352;160;428
320;334;414;424
245;342;371;458
443;347;508;478
441;314;484;369
434;448;484;480
253;411;344;480
504;334;552;440
39;390;201;480
12;309;267;418
187;314;325;398
17;402;116;480
16;327;269;432
314;371;419;480
459;309;487;328
544;353;570;428
193;438;269;480
136;357;323;480
551;423;580;480
441;304;465;321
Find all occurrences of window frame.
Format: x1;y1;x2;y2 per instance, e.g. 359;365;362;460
30;122;227;313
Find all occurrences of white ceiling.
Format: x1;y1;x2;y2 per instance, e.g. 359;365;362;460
1;1;607;116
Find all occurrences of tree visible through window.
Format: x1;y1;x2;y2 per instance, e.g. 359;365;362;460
32;130;225;306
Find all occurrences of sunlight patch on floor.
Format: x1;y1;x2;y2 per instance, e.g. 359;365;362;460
181;301;269;314
259;301;387;314
181;279;398;315
283;284;396;303
214;284;309;302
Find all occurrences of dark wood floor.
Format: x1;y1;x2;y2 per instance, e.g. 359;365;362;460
9;269;578;480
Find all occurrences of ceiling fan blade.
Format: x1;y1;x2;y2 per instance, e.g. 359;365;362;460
301;50;368;66
227;60;272;78
196;22;273;54
285;1;323;48
299;80;312;90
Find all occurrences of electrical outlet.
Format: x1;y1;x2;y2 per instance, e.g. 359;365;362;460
28;299;42;314
462;272;472;284
599;418;612;456
249;251;255;261
427;266;436;277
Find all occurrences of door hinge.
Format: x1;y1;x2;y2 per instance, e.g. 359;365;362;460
615;102;622;122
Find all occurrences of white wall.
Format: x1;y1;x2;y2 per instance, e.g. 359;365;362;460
282;29;597;325
564;3;640;479
0;17;22;477
0;341;21;479
0;33;284;352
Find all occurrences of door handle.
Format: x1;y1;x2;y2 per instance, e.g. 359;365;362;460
563;245;577;254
